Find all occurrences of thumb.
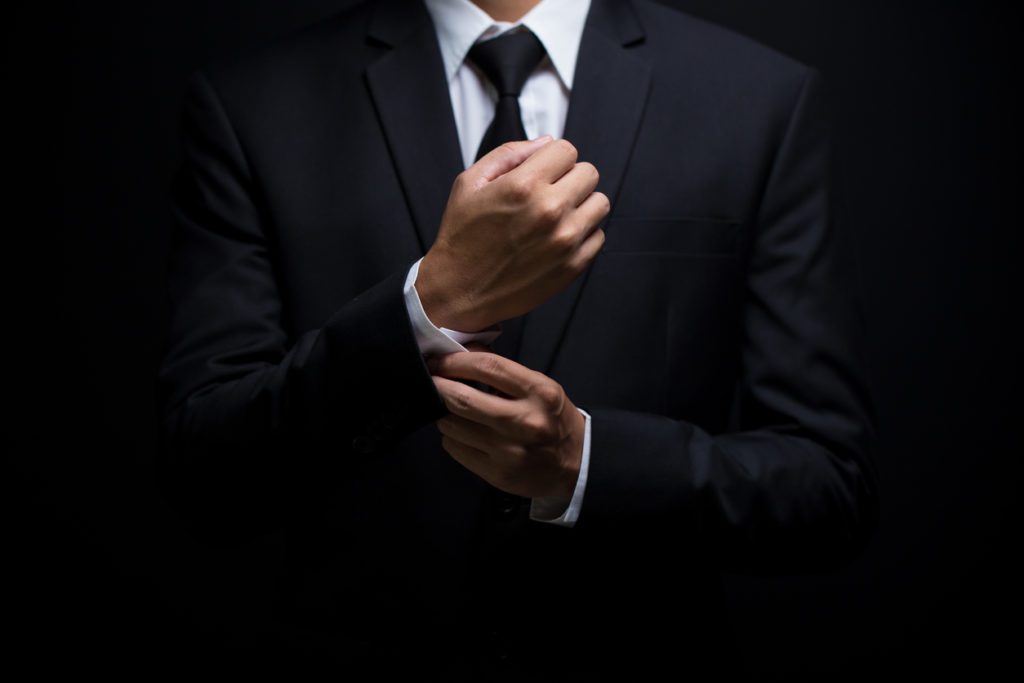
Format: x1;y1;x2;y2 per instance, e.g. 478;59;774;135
470;135;553;186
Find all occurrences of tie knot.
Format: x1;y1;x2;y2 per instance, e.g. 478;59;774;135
466;28;547;98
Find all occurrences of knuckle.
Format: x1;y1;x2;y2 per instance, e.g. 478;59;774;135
498;141;519;156
594;191;611;213
534;196;563;224
535;381;563;409
450;386;473;413
520;413;551;442
551;226;578;253
558;138;578;160
480;354;503;380
579;161;598;180
507;177;533;202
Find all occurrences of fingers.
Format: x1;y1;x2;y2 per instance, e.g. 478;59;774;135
506;137;578;186
430;350;537;398
569;190;611;241
552;161;601;208
432;375;520;431
568;222;606;272
437;413;504;456
551;190;609;267
471;135;553;186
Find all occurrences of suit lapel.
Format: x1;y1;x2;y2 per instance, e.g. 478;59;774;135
518;0;652;375
365;0;464;255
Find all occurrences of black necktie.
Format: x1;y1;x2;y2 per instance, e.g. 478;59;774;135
465;28;548;519
466;27;547;363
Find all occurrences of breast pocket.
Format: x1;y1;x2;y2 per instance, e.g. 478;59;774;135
598;216;743;256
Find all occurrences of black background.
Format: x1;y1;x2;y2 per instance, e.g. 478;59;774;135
5;0;1019;676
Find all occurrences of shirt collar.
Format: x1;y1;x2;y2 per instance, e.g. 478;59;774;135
422;0;592;89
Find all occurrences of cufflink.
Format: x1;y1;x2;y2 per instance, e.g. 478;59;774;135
351;435;375;454
366;417;390;441
496;492;524;517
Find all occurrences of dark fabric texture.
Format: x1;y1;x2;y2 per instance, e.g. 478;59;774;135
156;0;881;678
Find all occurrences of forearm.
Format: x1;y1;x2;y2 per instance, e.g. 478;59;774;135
156;69;454;542
158;261;447;467
573;407;878;574
156;259;453;545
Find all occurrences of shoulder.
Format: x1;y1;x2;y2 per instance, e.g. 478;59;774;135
629;0;818;105
631;0;814;77
183;0;379;111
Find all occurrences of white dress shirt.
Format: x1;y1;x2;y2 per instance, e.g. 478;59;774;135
402;0;593;526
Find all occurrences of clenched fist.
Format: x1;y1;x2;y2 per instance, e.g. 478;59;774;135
416;136;610;332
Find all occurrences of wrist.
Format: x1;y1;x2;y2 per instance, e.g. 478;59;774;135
417;252;484;331
556;406;586;499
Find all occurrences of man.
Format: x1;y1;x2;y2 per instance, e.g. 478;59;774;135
157;0;880;679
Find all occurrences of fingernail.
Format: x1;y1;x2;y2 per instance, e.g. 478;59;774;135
536;134;552;143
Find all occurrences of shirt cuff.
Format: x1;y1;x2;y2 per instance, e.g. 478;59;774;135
529;407;591;527
403;257;502;355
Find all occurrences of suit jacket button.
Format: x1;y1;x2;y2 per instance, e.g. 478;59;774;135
489;629;512;663
379;411;399;431
367;417;390;440
499;493;522;516
351;435;374;454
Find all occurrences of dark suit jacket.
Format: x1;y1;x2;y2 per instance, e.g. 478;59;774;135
157;0;881;678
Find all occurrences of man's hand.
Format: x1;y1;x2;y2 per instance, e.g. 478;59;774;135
427;346;585;500
416;136;610;332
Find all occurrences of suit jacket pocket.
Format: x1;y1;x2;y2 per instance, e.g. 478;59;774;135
599;216;742;256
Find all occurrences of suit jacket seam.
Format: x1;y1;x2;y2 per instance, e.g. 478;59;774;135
191;68;260;194
749;65;817;236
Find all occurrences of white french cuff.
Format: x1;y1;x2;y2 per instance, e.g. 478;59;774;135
529;407;591;527
403;257;503;355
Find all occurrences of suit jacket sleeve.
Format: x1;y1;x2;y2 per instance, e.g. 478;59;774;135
570;68;881;575
156;69;449;544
